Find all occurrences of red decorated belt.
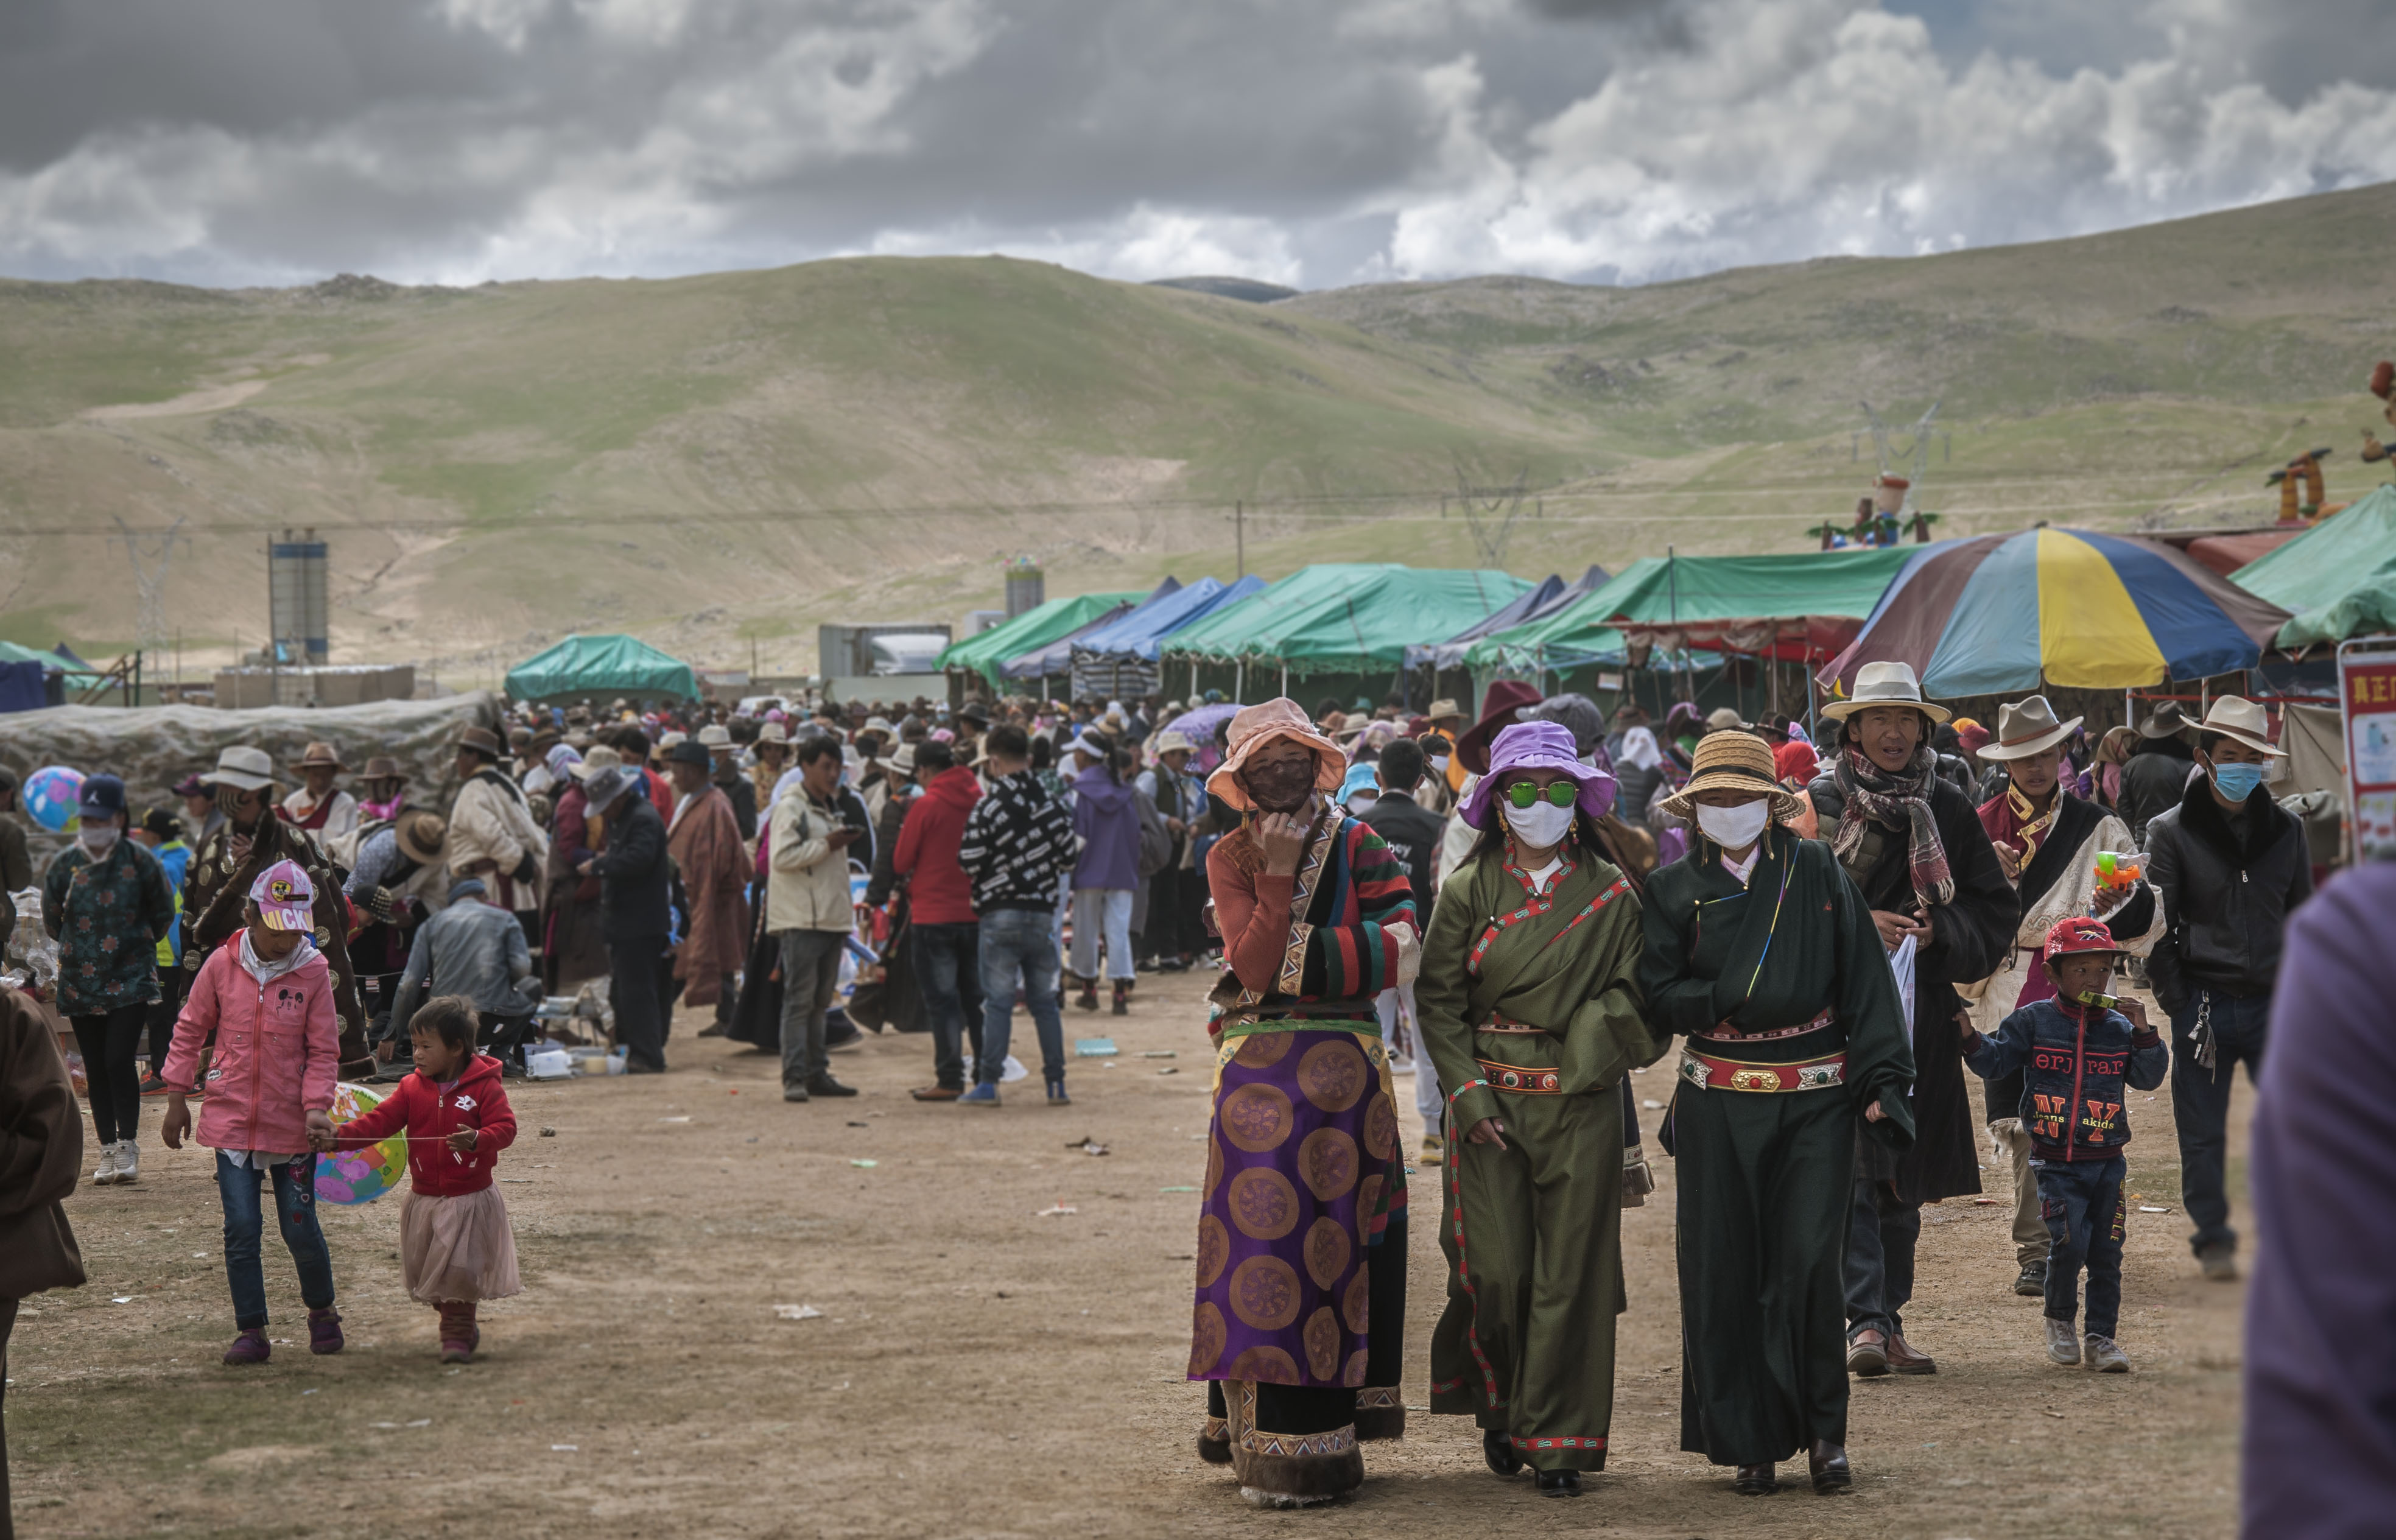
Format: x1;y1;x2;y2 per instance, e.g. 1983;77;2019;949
1678;1046;1847;1093
1692;1006;1834;1045
1475;1058;1564;1095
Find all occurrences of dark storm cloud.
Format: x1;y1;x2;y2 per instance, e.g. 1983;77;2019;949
0;0;2391;289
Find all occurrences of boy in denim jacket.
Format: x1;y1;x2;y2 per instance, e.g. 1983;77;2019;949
1961;917;2169;1372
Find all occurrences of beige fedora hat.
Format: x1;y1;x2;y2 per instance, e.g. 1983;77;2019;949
1821;661;1952;726
1975;695;2084;762
2194;696;2284;757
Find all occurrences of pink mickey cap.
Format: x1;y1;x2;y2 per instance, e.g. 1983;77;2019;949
248;858;317;932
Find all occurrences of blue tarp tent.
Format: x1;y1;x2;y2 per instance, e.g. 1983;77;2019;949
998;581;1174;681
1073;575;1265;698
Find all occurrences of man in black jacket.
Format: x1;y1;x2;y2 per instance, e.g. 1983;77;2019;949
2118;703;2199;847
580;764;673;1074
1809;663;2014;1378
2141;697;2312;1281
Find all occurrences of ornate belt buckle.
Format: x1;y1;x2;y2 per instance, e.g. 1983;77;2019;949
1728;1067;1782;1092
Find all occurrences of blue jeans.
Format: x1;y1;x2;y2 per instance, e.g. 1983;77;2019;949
2169;990;2269;1256
979;907;1067;1086
216;1151;336;1331
913;921;984;1091
1070;888;1134;981
2036;1156;2127;1338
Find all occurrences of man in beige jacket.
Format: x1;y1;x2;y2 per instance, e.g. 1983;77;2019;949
768;736;860;1104
445;726;549;940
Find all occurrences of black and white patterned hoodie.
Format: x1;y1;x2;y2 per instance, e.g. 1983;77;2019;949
957;769;1074;915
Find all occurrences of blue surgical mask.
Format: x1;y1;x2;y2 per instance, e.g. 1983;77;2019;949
2211;762;2264;802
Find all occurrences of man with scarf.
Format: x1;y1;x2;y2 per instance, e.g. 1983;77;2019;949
179;746;374;1075
1187;700;1415;1510
446;725;549;941
1964;696;2163;1298
1806;663;2011;1377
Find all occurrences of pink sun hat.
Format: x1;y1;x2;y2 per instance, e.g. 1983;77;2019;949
249;858;317;932
1458;720;1618;830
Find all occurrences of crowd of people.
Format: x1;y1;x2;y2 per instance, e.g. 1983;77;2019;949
0;659;2344;1519
1181;663;2320;1508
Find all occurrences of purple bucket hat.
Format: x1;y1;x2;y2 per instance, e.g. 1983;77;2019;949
1459;720;1618;829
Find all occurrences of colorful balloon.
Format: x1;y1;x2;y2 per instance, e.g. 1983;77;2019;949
21;766;83;833
316;1080;409;1206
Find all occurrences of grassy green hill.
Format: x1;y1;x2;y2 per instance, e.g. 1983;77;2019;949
3;181;2393;682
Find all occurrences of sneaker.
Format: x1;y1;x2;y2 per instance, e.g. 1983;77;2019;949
2015;1259;2049;1298
222;1329;272;1366
910;1085;964;1102
958;1082;1000;1107
113;1139;139;1183
804;1073;859;1099
308;1307;345;1355
2084;1334;2131;1373
1046;1079;1070;1106
2198;1246;2240;1282
2045;1317;2081;1365
139;1074;172;1097
91;1142;121;1186
782;1084;810;1103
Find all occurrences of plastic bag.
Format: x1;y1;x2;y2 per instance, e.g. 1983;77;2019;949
1888;934;1917;1047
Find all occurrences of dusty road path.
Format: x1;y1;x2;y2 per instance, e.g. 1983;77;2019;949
10;968;2243;1538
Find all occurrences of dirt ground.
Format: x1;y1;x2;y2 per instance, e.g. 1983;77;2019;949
9;967;2247;1539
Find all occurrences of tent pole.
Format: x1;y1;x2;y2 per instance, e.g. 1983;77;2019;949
1236;659;1245;703
1280;663;1288;698
1192;659;1199;700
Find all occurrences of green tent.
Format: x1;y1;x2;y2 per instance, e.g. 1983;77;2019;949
2232;485;2396;650
0;641;101;680
505;634;699;702
937;592;1148;691
1465;547;1917;670
1162;564;1531;677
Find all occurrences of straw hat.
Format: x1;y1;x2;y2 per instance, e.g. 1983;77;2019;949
1153;730;1196;757
1975;696;2084;762
1819;661;1952;726
290;740;347;773
395;810;448;866
2193;696;2284;758
1424;698;1465;727
1205;699;1345;812
1656;731;1802;823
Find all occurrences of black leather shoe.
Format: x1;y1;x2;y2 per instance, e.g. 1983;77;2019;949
1809;1443;1852;1494
805;1074;859;1098
1733;1463;1779;1496
1483;1429;1522;1476
1536;1469;1581;1497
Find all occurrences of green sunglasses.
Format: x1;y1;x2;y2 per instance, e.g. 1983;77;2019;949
1501;781;1579;809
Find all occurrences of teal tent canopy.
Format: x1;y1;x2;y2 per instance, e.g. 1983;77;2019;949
505;634;699;702
2232;485;2396;650
1162;564;1530;677
936;592;1148;691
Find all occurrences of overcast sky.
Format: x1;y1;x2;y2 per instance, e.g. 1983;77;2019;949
3;0;2393;291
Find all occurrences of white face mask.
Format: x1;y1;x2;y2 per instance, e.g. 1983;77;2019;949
79;823;120;853
1429;754;1451;773
1346;793;1377;814
1501;798;1576;849
1694;799;1772;850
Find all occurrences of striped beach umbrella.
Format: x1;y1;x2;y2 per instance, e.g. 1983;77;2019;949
1818;528;2290;697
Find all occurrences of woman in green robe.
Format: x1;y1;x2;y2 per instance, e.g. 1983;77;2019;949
1415;720;1662;1499
1639;731;1914;1497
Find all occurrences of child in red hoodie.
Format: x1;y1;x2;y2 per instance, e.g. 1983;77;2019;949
333;995;521;1362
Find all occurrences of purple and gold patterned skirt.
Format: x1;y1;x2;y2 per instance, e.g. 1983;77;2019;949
1189;1025;1401;1387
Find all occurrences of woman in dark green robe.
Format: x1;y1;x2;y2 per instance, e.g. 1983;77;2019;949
1415;721;1662;1499
1639;731;1914;1496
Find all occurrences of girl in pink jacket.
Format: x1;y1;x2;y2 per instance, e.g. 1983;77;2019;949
160;860;345;1366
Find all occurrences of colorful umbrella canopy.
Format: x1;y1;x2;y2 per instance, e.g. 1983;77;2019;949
1819;527;2289;696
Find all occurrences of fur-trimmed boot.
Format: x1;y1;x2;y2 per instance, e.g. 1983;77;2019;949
438;1300;480;1364
1354;1388;1405;1443
1622;1154;1656;1208
1198;1415;1233;1466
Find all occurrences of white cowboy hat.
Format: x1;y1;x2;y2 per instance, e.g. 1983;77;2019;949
2194;696;2285;758
1974;695;2084;762
200;745;278;792
1821;661;1953;726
